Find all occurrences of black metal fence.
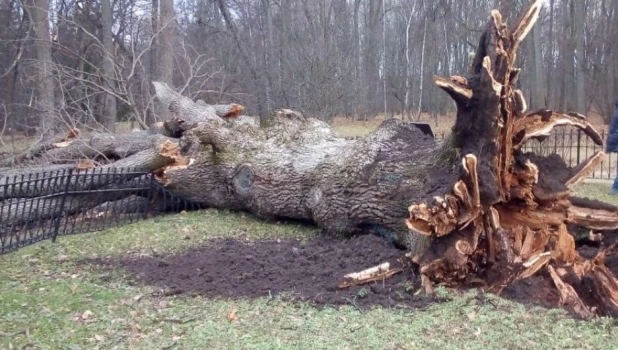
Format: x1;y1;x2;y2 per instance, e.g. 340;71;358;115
0;167;199;254
520;129;615;180
431;127;615;181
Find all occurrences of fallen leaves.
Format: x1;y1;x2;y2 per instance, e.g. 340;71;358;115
227;309;239;322
74;310;95;323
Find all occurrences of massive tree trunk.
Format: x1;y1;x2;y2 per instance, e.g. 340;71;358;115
5;0;618;319
151;82;442;253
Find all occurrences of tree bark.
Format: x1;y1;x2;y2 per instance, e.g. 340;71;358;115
404;8;413;120
573;0;586;114
406;0;618;319
153;86;445;252
100;0;117;132
158;0;174;86
23;0;55;133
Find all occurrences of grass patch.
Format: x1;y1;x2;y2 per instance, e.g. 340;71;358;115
332;124;378;138
2;205;618;348
575;183;618;206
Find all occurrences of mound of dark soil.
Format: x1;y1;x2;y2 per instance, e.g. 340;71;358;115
92;234;440;309
89;231;618;315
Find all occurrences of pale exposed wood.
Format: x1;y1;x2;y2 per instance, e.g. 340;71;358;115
433;76;473;102
564;152;605;188
339;262;403;289
517;253;551;280
548;265;595;319
513;111;603;148
511;0;544;49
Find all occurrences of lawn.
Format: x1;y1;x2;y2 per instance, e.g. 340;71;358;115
2;187;618;349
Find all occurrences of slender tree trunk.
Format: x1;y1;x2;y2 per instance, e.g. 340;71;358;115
150;0;158;82
559;0;570;111
23;0;55;134
144;0;159;126
528;0;546;109
404;9;413;120
353;0;361;119
382;0;387;116
547;0;555;108
158;0;174;86
573;0;586;114
416;19;428;120
262;0;273;113
100;0;116;132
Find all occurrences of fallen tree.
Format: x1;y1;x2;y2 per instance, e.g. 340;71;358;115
404;1;618;318
2;0;618;319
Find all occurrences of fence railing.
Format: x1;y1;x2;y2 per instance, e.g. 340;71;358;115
520;128;615;180
430;126;614;180
0;167;200;254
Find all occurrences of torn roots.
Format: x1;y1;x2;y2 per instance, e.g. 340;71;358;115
405;0;618;319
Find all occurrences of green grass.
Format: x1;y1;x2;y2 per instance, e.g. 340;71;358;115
332;124;377;138
575;182;618;206
2;192;618;349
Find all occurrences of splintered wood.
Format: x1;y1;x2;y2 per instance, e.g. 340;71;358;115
402;0;618;319
338;262;403;289
51;128;81;148
154;140;194;184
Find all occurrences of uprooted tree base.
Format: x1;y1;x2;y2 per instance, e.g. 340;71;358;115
4;0;618;320
404;0;618;319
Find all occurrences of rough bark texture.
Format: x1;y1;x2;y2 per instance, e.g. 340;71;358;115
100;0;117;132
160;101;452;253
23;0;55;132
405;0;618;319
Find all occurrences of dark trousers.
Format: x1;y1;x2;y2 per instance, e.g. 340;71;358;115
614;161;618;192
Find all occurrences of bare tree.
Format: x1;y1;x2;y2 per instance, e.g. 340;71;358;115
4;0;618;144
573;0;586;114
158;0;174;85
100;0;117;132
23;0;55;133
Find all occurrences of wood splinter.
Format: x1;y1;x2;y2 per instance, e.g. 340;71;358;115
338;262;404;289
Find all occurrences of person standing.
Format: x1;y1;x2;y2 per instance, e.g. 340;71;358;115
606;98;618;193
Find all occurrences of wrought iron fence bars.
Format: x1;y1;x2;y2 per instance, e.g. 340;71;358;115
0;167;199;254
52;169;72;243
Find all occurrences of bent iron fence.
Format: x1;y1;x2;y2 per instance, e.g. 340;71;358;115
433;128;616;180
0;167;200;254
520;128;617;180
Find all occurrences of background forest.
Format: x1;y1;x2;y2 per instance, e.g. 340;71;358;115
0;0;616;136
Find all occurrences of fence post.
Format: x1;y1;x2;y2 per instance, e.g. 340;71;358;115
577;129;582;165
52;168;73;243
144;171;154;219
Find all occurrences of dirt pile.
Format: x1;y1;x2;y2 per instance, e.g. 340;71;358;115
90;231;618;316
94;234;439;309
